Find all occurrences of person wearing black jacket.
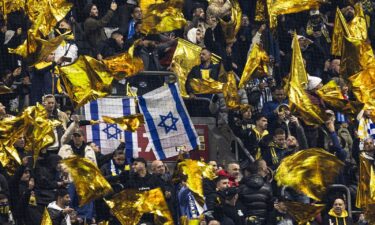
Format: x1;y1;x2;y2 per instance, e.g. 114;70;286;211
97;31;125;58
220;187;246;225
238;160;273;225
47;188;74;225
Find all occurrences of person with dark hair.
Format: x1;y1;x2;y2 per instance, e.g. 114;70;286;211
261;86;288;120
205;175;229;210
323;198;354;225
238;159;273;225
266;197;295;225
47;188;75;225
83;2;118;57
97;31;125;58
220;187;246;225
126;6;142;40
260;128;287;170
185;48;221;98
0;192;13;225
243;113;270;159
101;149;128;179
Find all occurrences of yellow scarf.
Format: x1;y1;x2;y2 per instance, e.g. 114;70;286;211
328;208;349;225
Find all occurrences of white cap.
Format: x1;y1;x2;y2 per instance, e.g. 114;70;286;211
307;76;322;91
310;9;320;16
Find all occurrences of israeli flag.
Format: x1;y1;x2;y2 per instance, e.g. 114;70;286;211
84;97;139;157
138;83;199;159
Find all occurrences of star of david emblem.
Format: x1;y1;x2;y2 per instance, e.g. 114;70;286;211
158;111;179;134
102;124;122;139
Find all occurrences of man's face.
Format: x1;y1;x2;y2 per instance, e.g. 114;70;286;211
21;170;30;182
341;6;355;22
132;7;142;21
61;194;71;206
286;136;298;148
256;117;268;130
90;5;99;17
363;139;374;152
242;108;252;120
216;179;229;191
196;29;203;43
14;136;25;148
0;103;6;115
258;160;269;177
227;163;240;179
241;15;249;27
43;97;56;112
208;161;218;172
72;134;84;147
330;59;340;74
274;134;286;148
333;199;345;215
113;153;125;166
114;34;124;47
152;160;165;175
200;49;211;63
273;89;286;103
132;161;145;174
194;8;205;19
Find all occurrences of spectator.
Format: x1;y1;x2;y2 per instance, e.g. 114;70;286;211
58;127;97;165
323;198;354;225
186;48;220;97
98;31;125;58
244;113;270;159
238;160;273;225
83;2;118;57
266;197;295;225
260;128;287;170
0;192;13;225
205;175;229;210
261;86;288;120
47;188;75;225
219;187;246;225
126;6;142;40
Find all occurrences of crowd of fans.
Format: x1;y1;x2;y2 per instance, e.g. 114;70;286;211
1;0;375;224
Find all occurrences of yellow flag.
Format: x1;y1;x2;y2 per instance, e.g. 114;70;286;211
275;148;344;201
284;202;325;225
26;0;73;37
220;0;242;44
0;0;25;21
23;104;61;165
255;0;267;22
170;38;221;97
348;3;368;40
356;154;375;208
41;208;53;225
102;51;144;80
174;159;216;206
331;8;350;56
8;31;67;66
239;44;269;88
370;166;375;200
102;114;145;132
58;55;114;108
0;143;21;175
349;66;375;105
316;80;362;117
140;0;186;34
63;156;113;206
190;78;224;94
287;34;326;125
223;71;248;111
340;36;375;79
105;188;173;225
267;0;323;28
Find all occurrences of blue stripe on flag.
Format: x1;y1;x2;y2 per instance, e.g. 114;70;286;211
138;96;166;159
90;101;101;147
169;84;199;149
122;98;134;162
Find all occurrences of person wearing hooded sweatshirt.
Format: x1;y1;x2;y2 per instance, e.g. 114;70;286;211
323;198;354;225
48;188;74;225
83;2;118;56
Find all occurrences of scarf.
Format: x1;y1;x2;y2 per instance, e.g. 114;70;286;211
357;118;375;140
328;208;349;225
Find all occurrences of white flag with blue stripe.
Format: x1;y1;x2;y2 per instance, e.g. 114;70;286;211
84;97;139;158
138;83;199;159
